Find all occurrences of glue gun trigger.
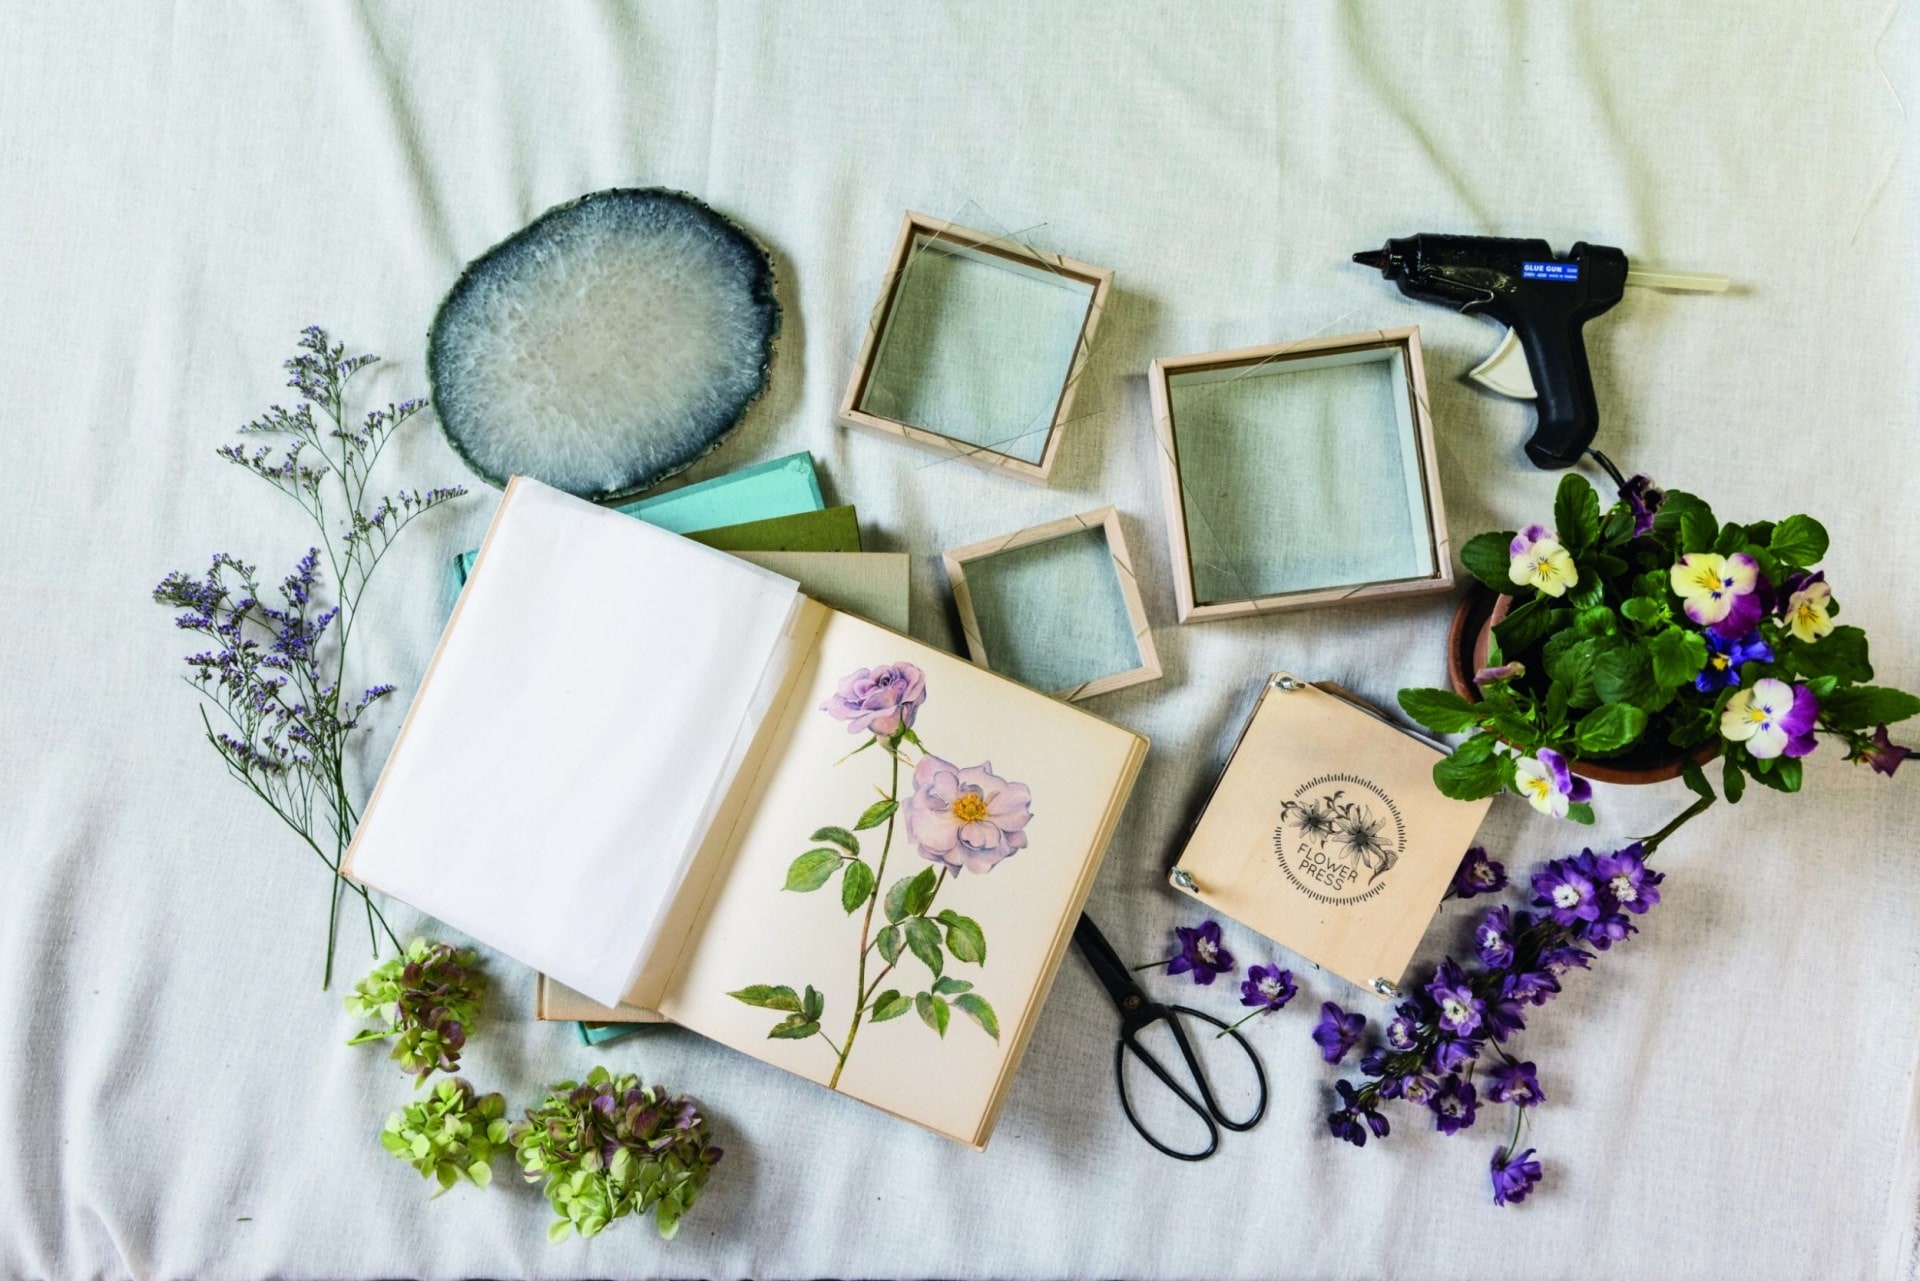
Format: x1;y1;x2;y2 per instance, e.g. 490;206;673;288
1466;327;1538;401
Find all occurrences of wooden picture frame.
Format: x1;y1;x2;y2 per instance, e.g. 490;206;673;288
838;211;1114;485
942;506;1160;701
1147;326;1453;623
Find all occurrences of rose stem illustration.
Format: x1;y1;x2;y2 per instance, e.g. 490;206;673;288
728;664;1030;1089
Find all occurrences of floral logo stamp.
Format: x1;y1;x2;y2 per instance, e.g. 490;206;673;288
729;662;1026;1089
1274;774;1406;906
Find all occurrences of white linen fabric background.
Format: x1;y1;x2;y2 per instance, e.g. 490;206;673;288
2;3;1916;1278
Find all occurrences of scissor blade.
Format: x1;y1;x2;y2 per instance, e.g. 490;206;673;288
1074;912;1151;1011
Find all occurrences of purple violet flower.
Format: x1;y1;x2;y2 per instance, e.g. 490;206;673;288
1312;1002;1366;1064
1425;960;1486;1037
1451;846;1508;899
1695;629;1774;694
1428;1075;1478;1135
1476;905;1519;968
1532;857;1603;926
1864;725;1913;778
1239;963;1296;1011
819;662;927;738
1621;474;1665;537
1486;1059;1545;1108
1491;1146;1545;1206
1164;920;1235;985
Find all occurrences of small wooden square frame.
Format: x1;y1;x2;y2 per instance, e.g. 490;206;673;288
838;211;1114;485
1148;326;1453;623
942;506;1160;701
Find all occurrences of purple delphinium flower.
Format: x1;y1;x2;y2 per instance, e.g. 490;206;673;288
1502;967;1561;1006
1539;940;1594;976
1428;1075;1478;1135
1863;725;1913;778
1239;963;1296;1011
1385;1003;1422;1051
1425;960;1486;1037
1491;1146;1545;1206
1621;474;1665;537
1164;920;1235;985
1428;1034;1477;1076
1451;846;1508;899
1312;1002;1366;1064
1476;905;1519;968
1328;1080;1388;1146
1513;747;1593;819
1721;677;1820;759
1532;856;1603;925
1483;995;1528;1043
904;754;1033;874
1486;1059;1545;1108
1591;843;1662;915
820;662;927;738
1695;629;1774;694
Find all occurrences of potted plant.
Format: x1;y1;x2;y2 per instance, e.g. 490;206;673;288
1397;472;1916;821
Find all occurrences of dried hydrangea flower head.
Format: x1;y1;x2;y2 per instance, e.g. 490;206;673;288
509;1067;724;1242
345;939;486;1084
379;1078;507;1195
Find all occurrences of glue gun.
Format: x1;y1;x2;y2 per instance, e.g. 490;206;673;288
1352;234;1726;470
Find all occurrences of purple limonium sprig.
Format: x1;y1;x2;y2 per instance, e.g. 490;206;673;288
1137;919;1237;986
1217;963;1297;1038
153;327;466;988
1317;793;1704;1207
1449;846;1508;900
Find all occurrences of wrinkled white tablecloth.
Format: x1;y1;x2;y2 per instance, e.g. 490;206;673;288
4;4;1917;1278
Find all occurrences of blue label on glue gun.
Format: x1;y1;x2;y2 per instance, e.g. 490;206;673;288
1522;261;1580;282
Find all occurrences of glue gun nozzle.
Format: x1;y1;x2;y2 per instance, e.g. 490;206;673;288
1351;248;1390;272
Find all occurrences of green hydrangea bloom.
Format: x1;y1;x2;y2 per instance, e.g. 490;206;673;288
345;938;485;1084
379;1077;508;1196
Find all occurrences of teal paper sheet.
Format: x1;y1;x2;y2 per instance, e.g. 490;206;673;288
964;526;1140;694
1168;352;1433;605
449;451;824;587
859;240;1092;465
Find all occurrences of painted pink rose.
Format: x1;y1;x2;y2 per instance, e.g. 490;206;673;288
905;754;1033;875
819;663;926;737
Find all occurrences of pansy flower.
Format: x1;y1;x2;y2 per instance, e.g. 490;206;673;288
1720;677;1819;759
1694;628;1773;694
1428;1075;1478;1134
1670;551;1763;635
1514;747;1592;819
1164;919;1235;985
1490;1146;1544;1206
1621;474;1665;537
1451;846;1508;899
905;754;1033;874
1312;1001;1366;1064
1862;725;1912;778
1508;526;1578;597
1783;572;1835;643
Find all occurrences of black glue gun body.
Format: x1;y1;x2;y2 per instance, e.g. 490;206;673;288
1354;235;1628;470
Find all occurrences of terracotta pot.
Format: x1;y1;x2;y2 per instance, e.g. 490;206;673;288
1444;585;1719;786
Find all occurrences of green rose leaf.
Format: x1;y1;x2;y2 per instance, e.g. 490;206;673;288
802;985;824;1021
1819;684;1920;730
937;910;987;965
1396;687;1483;734
876;924;903;966
869;990;912;1022
1432;748;1505;801
1648;626;1709;689
953;993;1001;1041
1460;530;1518;593
915;991;950;1037
905;917;944;978
729;984;802;1012
1574;703;1647;755
932;976;973;995
766;1015;820;1040
840;859;876;914
1769;514;1829;567
902;866;939;917
810;825;859;854
783;849;842;892
1554;473;1602;554
854;797;899;831
1786;625;1872;682
1594;644;1656;706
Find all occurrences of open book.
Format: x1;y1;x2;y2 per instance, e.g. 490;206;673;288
346;478;1147;1148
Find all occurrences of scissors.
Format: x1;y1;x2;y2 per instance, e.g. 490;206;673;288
1073;912;1267;1160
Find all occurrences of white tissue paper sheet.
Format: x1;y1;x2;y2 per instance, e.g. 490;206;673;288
345;477;800;1006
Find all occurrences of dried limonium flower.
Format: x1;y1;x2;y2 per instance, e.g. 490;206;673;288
345;939;485;1083
509;1066;724;1242
380;1077;507;1195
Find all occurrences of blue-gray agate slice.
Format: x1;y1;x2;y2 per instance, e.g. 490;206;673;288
428;188;780;501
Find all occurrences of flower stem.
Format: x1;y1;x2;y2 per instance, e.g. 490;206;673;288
1638;793;1714;856
1215;1007;1268;1039
1132;959;1172;973
829;741;900;1090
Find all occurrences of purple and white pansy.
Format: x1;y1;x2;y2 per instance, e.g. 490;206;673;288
1720;677;1820;760
1669;551;1763;635
1513;747;1591;818
1507;525;1578;597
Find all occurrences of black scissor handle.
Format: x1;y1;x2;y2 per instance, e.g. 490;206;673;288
1114;1004;1269;1161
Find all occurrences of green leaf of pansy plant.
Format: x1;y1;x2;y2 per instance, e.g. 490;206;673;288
1459;530;1517;593
1573;703;1646;755
1397;687;1481;735
1770;514;1828;566
1647;626;1708;689
1553;473;1602;554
